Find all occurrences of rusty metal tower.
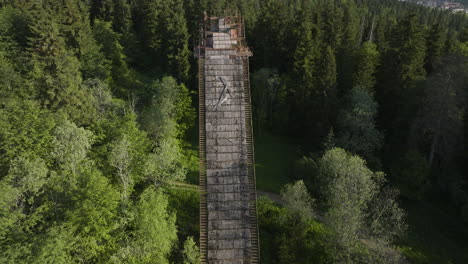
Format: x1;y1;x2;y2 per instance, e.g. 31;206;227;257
195;10;259;264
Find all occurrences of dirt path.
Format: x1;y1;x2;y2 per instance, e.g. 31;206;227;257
256;190;284;205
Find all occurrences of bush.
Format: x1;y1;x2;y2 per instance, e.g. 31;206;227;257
257;196;332;264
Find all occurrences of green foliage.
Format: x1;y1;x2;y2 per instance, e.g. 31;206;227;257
7;155;48;198
28;4;96;125
425;22;446;73
280;180;314;220
93;19;131;96
317;148;406;262
141;76;194;140
257;196;332;264
1;1;467;263
413;55;467;169
182;236;200;264
91;111;152;185
336;87;383;166
0;99;55;175
253;0;292;68
0;6;31;70
319;148;378;248
135;0;190;81
144;136;186;186
391;13;427;87
0;51;24;99
353;41;379;93
164;188;199;240
109;135;133;202
91;0;132;35
0;155;48;244
58;0;109;81
111;187;177;264
51;120;94;176
160;0;190;81
251;68;286;131
32;226;73;264
391;151;430;200
315;45;338;131
292;12;317;102
65;166;120;262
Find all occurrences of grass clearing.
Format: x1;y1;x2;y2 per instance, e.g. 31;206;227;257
254;131;298;193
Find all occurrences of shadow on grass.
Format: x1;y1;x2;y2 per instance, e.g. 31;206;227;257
254;131;299;193
398;198;468;264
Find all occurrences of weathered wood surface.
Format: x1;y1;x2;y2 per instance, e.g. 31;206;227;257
199;16;259;264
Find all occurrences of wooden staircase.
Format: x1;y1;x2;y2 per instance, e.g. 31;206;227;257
242;56;260;264
198;57;208;264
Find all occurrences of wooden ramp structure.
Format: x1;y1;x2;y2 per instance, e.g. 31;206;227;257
196;10;259;264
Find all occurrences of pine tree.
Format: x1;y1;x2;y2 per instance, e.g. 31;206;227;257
314;44;338;136
28;4;96;124
425;22;446;73
112;0;132;34
291;11;319;137
336;0;360;95
319;0;342;50
136;0;163;52
60;0;110;80
160;0;190;82
353;41;379;93
93;19;132;97
392;13;427;88
252;0;291;69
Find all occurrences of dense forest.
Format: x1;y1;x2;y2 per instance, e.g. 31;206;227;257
0;0;467;263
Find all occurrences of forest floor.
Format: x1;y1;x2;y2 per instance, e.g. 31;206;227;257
253;130;298;193
398;198;468;264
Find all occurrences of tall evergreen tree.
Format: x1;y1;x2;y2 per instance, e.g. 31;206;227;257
60;0;110;80
425;22;446;74
315;45;337;133
291;10;319;138
160;0;190;82
336;0;360;95
392;13;427;88
28;4;96;124
93;19;132;96
353;41;379;93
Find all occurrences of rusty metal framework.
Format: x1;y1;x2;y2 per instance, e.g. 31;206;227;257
195;10;252;59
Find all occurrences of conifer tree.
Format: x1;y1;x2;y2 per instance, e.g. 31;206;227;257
291;10;318;136
160;0;190;82
60;0;110;80
392;13;427;88
315;45;337;133
353;41;379;93
319;0;342;50
28;4;95;124
93;19;132;97
336;0;360;95
425;22;446;73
